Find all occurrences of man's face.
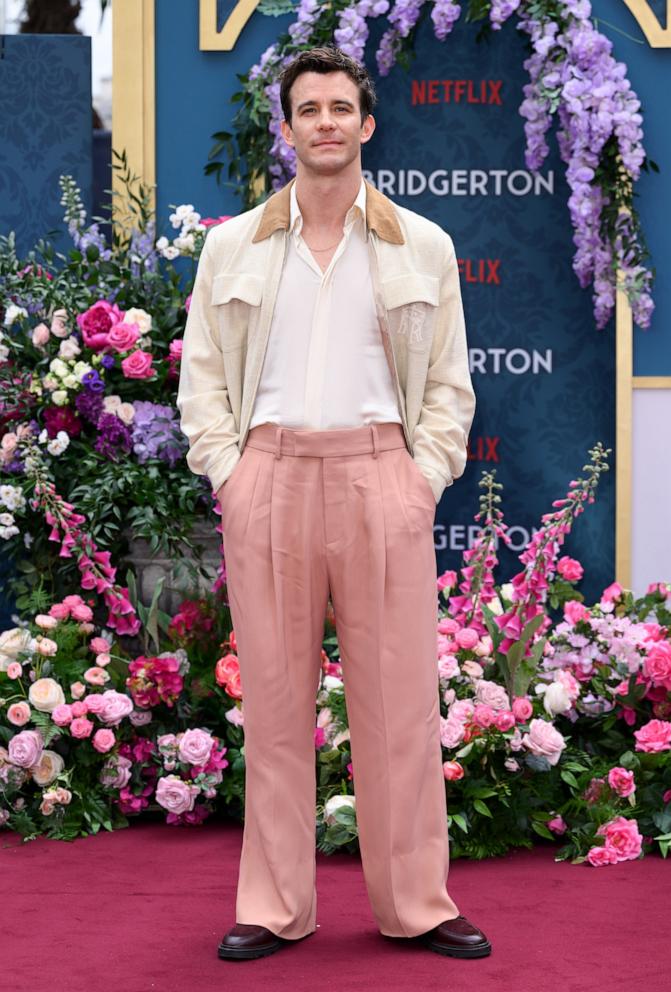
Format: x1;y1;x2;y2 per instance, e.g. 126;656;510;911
280;70;375;176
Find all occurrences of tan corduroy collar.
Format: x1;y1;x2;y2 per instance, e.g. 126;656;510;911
251;177;405;245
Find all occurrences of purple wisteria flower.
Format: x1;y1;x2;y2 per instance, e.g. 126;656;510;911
95;412;133;461
489;0;520;31
431;0;461;41
335;1;390;64
131;400;187;467
376;0;427;75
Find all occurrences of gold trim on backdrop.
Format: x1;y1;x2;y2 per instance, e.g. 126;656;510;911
615;287;633;588
112;0;156;227
200;0;261;51
622;0;671;48
632;376;671;388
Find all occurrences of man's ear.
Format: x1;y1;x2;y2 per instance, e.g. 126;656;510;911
360;114;376;145
280;119;294;147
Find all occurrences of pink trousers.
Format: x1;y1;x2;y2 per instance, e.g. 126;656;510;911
220;420;461;939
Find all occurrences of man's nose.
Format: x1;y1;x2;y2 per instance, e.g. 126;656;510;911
316;114;336;129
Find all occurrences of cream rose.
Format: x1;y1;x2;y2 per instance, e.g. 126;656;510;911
323;794;356;826
31;749;65;786
0;627;32;672
123;307;152;335
28;677;66;713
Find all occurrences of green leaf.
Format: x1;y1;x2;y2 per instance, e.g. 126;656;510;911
473;799;493;818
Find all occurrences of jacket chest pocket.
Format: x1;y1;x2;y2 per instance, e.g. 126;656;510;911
211;272;264;352
380;273;439;353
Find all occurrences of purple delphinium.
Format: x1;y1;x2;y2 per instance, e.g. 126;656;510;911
131;400;187;467
129;220;159;279
95;412;133;461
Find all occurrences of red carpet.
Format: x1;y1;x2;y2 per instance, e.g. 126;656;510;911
2;817;668;992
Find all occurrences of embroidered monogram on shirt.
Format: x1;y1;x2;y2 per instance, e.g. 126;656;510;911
398;302;426;344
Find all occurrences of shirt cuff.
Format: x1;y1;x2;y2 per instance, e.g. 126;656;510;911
207;447;241;495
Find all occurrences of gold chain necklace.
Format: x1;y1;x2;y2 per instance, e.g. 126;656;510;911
303;239;341;252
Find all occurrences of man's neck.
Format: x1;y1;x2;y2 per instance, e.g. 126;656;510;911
293;165;363;232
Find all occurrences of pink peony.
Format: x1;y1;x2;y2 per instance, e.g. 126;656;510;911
121;349;155;379
521;718;566;766
586;845;619;867
92;729;116;753
557;556;584;582
607;767;636;797
7;701;31;726
76;300;124;351
596;816;643;862
70;717;94;739
512;697;533;722
633;719;671;752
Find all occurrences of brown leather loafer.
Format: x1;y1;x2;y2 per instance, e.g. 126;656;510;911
417;915;492;958
217;923;286;960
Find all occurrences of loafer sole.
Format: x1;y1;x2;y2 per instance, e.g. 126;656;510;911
217;938;285;960
419;935;492;958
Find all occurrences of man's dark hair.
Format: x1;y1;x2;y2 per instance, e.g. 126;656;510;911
279;46;377;125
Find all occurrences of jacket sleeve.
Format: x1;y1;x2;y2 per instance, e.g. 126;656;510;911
411;232;476;503
176;233;241;494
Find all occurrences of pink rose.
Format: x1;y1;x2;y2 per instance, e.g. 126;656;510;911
184;294;192;313
107;321;140;353
633;718;671;753
84;666;109;686
8;729;43;767
70;681;86;700
92;729;116;753
596;816;643;862
177;728;215;766
49;603;70;620
71;701;88;718
512;697;533;722
6;661;22;679
440;715;466;749
442;760;464;781
50;308;69;338
70;717;94;739
76;300;124;351
51;704;73;726
437;617;460;635
473;704;496;728
70;603;93;622
521;718;566;766
155;775;198;814
547;815;567;834
495;710;516;732
557;556;584;582
98;689;134;726
100;754;132;789
32;322;51;347
450;699;474;722
7;701;31;726
663;789;671;805
475;679;511;711
83;694;105;715
455;627;479;650
121;349;156;379
643;642;671;690
586;845;619;867
564;600;590;625
607;767;636;798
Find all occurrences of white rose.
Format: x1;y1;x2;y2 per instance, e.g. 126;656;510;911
487;595;503;616
31;749;65;786
4;304;28;326
58;337;81;359
28;677;65;713
500;583;514;604
42;375;59;391
323;794;356;826
103;394;122;412
323;675;344;692
123;308;152;335
73;361;92;377
542;682;572;717
0;627;32;672
52;390;69;406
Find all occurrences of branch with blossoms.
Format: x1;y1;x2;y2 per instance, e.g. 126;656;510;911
15;428;141;638
448;470;511;635
488;442;611;699
210;0;654;329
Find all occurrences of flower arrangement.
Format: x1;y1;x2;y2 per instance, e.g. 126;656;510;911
0;158;230;616
208;0;654;330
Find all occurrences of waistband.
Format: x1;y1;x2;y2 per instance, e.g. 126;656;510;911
245;421;408;459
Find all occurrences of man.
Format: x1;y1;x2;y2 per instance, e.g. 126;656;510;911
177;46;489;961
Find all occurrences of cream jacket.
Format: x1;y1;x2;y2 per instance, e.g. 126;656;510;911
176;178;476;504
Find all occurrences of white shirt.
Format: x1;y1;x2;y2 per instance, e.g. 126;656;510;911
248;179;402;431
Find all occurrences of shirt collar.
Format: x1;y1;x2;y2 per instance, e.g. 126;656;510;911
290;178;367;237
